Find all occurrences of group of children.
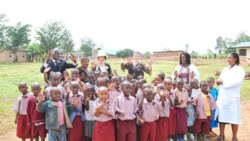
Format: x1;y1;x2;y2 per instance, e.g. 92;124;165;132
13;58;219;141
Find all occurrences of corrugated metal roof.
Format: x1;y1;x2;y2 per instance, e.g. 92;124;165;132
233;42;250;48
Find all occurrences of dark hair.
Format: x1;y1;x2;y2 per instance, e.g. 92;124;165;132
179;52;191;65
157;72;165;81
80;56;89;61
230;52;240;65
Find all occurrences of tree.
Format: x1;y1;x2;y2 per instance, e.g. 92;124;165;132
0;14;8;49
6;22;31;62
36;21;74;54
143;51;151;58
116;48;134;58
26;43;42;62
215;36;227;54
234;32;250;44
185;44;189;52
80;38;96;56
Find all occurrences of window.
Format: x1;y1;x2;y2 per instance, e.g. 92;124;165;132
239;49;246;56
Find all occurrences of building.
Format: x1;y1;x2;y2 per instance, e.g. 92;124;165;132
61;52;86;60
151;50;183;60
233;42;250;59
0;50;27;62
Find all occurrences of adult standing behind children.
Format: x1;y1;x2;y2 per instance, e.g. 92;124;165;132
215;52;245;141
40;49;78;79
91;50;112;78
121;52;152;79
173;52;199;84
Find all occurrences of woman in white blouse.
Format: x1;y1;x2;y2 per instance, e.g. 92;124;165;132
174;52;200;84
215;52;245;141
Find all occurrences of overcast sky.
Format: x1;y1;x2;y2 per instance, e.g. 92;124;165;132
1;0;250;53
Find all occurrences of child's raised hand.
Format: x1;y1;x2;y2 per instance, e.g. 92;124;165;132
190;71;195;79
37;93;44;103
72;98;79;107
174;71;179;78
68;54;77;62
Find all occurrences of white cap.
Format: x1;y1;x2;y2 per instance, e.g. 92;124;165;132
96;50;107;58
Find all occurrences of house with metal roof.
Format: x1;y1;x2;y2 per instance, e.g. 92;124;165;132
232;42;250;59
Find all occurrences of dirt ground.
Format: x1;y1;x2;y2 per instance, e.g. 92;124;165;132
0;100;250;141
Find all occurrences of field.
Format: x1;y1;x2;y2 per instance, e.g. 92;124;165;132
0;59;250;140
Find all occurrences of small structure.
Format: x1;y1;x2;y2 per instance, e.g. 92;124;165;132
151;50;183;60
61;52;86;60
0;50;27;62
233;42;250;59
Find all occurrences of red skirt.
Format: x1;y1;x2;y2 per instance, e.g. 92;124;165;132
17;115;31;139
193;117;210;134
68;116;85;141
175;107;188;134
169;108;176;135
92;120;115;141
156;117;169;141
31;124;47;138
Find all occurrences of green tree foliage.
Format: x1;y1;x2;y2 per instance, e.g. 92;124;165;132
143;51;151;58
36;21;74;54
80;38;96;56
0;14;8;49
25;43;42;62
116;48;134;58
6;22;31;62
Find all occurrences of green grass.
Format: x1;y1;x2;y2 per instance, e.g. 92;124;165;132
0;59;249;134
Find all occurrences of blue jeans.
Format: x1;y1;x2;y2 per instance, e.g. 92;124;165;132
48;125;67;141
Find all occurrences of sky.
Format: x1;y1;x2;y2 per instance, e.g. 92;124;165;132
0;0;250;53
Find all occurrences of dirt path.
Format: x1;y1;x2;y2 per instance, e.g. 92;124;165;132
1;100;250;141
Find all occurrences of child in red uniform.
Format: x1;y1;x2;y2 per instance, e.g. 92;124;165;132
174;79;188;141
13;82;32;141
66;81;85;141
114;81;138;141
193;81;216;141
164;78;176;141
27;82;47;141
92;87;115;141
155;83;174;141
138;87;163;141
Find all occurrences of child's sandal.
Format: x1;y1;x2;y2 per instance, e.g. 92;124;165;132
216;135;225;141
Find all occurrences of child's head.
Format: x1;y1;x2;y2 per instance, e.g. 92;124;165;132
144;88;154;102
86;72;96;85
156;83;165;92
50;87;61;102
71;69;80;81
18;82;28;95
163;78;173;91
121;81;133;97
103;77;110;86
207;77;215;89
70;81;80;94
96;77;107;88
50;72;61;87
98;86;108;101
80;57;89;69
139;79;147;88
85;84;95;98
127;74;133;81
31;82;41;96
172;80;177;89
111;76;120;89
176;79;184;91
200;81;209;94
185;84;192;96
154;72;165;86
190;79;199;89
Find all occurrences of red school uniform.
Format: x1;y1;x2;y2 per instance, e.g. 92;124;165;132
139;99;163;141
27;95;47;138
92;100;115;141
13;93;32;139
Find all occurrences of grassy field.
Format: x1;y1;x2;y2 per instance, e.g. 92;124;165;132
0;59;249;135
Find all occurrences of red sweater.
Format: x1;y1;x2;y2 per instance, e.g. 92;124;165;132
27;96;45;125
